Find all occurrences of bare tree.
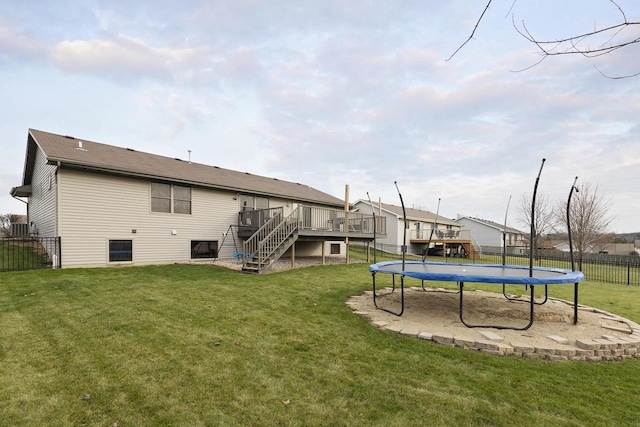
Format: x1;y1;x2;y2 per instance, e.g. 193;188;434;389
517;193;554;258
554;182;615;270
450;0;640;78
1;213;21;237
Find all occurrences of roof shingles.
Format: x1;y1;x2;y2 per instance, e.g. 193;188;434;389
29;129;344;207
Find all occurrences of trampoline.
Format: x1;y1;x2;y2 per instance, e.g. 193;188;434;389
370;261;584;330
367;161;584;331
369;261;584;330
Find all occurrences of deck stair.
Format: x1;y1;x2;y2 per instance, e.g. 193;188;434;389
242;209;299;273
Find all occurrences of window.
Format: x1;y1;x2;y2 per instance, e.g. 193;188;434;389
239;194;269;211
151;183;191;214
173;186;191;214
109;240;132;262
151;183;171;213
191;241;218;259
330;243;341;255
255;196;269;210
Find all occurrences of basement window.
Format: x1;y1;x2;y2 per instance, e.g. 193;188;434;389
109;240;133;262
191;241;218;259
330;243;341;255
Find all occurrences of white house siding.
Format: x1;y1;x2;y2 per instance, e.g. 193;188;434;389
457;219;500;247
372;212;401;252
28;148;58;237
57;168;240;267
352;201;399;252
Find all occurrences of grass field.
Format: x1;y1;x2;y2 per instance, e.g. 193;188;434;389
1;263;639;426
0;240;51;272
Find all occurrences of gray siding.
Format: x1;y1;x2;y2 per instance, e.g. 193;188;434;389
28;148;58;237
353;201;400;251
457;219;501;247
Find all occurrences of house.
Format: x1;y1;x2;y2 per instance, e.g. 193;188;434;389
455;216;528;253
10;129;381;272
352;200;479;258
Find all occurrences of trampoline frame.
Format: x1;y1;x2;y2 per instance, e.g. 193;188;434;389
370;261;584;330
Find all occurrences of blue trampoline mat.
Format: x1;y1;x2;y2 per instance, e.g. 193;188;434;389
369;261;584;285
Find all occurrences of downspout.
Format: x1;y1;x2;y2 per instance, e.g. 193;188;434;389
11;194;28;205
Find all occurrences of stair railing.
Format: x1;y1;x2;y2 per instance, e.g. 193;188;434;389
242;210;284;268
243;207;301;270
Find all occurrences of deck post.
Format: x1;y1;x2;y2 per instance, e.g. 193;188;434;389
291;242;295;268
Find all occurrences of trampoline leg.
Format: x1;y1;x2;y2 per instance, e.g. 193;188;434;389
502;284;548;306
460;282;535;331
372;272;405;317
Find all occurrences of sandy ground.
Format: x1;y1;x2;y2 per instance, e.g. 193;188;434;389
347;284;638;352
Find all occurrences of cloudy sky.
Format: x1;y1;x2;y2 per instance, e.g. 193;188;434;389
1;0;639;232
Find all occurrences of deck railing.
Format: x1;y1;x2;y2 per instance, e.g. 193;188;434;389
240;205;385;236
411;229;471;240
241;205;384;272
298;205;385;234
238;207;284;228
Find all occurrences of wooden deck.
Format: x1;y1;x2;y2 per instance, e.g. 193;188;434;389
410;237;480;259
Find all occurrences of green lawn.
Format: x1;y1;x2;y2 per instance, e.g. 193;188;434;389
1;263;639;426
0;240;51;272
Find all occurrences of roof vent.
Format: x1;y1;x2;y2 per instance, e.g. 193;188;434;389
76;141;87;151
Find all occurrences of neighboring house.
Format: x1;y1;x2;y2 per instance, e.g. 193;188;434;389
10;129;380;272
352;200;478;257
600;243;636;255
555;242;636;256
455;216;527;253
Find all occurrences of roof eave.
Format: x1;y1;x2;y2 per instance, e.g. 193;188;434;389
10;184;32;197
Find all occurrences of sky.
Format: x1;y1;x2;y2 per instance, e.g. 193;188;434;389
1;0;639;233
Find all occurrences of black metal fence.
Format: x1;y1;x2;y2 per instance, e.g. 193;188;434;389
0;237;61;272
477;247;640;286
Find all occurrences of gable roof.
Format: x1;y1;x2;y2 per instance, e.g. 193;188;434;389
456;216;525;235
17;129;344;207
355;200;458;226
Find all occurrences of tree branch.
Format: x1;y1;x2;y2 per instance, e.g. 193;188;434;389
446;0;493;61
453;0;640;78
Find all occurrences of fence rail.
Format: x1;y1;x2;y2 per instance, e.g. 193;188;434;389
478;247;640;286
1;237;61;272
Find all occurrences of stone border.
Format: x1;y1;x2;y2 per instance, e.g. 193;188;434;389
347;287;640;362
